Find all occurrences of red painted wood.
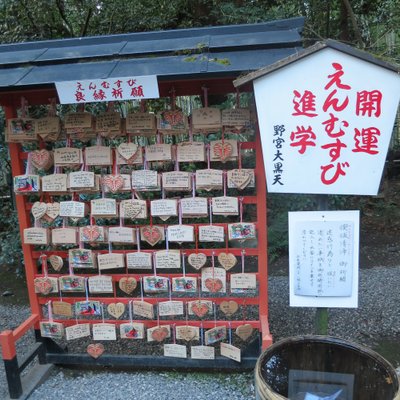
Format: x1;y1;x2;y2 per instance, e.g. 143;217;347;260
2;78;272;365
5;105;41;322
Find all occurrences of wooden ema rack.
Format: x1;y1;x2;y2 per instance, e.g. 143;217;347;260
0;86;272;399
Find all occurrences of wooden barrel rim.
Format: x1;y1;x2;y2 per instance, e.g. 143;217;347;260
255;335;400;400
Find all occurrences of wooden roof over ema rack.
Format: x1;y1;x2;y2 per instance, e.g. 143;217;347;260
0;16;304;105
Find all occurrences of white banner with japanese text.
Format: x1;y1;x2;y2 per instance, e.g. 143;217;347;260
55;75;159;104
289;210;359;308
254;47;400;195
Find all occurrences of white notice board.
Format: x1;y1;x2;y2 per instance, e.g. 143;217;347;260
289;210;359;308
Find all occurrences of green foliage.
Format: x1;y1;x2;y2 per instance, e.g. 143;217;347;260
267;193;317;261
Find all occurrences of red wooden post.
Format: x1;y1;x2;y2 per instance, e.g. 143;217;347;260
4;104;41;320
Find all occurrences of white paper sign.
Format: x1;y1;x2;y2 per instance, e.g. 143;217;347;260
289;210;359;308
56;75;159;104
253;47;400;195
304;390;343;400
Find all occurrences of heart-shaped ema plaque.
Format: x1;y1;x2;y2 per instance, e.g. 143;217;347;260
34;277;53;295
176;326;197;342
87;343;104;359
119;277;137;295
188;253;207;270
212;141;233;162
151;326;169;342
107;302;125;319
163;110;184;127
45;202;60;221
191;301;210;318
117;142;139;161
141;226;162;246
228;169;252;190
82;226;101;242
219;300;239;316
218;252;237;271
235;324;254;341
31;202;47;220
102;174;124;193
31;149;53;170
49;255;63;271
205;278;223;293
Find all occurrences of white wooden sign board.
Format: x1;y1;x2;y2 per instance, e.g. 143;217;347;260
253;47;400;195
289;210;359;308
56;75;159;104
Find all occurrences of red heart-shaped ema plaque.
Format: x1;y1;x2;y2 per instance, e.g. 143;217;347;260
34;277;53;295
102;175;124;193
82;226;101;242
212;142;233;162
163;111;184;127
191;301;210;318
205;278;223;293
87;343;104;359
151;326;169;342
31;149;53;170
141;226;162;246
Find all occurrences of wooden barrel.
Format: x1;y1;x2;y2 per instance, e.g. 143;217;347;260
255;335;400;400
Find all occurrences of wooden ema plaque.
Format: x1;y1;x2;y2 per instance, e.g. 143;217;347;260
6;90;271;371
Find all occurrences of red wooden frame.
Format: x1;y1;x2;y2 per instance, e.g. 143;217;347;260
1;80;272;370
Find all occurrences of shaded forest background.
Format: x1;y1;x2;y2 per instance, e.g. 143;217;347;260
0;0;399;270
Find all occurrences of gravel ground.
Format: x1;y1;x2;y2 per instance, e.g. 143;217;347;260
1;265;399;399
